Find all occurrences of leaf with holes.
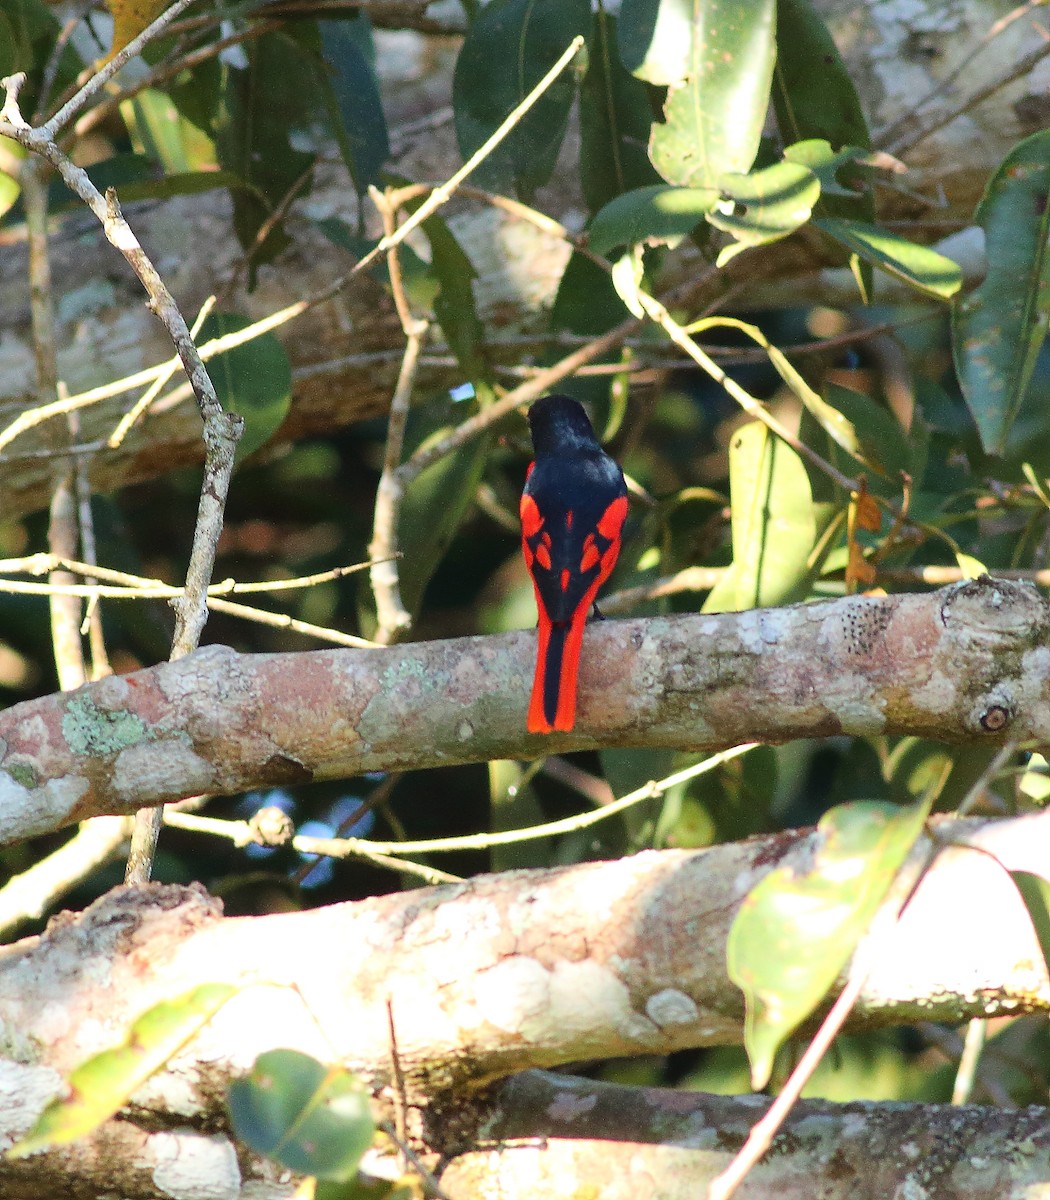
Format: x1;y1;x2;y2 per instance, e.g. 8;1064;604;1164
648;0;776;189
706;159;819;266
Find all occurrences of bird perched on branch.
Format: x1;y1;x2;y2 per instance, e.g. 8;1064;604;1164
520;394;628;733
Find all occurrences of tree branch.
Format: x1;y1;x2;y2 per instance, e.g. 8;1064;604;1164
0;807;1047;1194
0;577;1045;845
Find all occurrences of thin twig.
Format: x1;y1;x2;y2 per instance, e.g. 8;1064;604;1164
880;26;1050;157
21;155;87;692
353;35;586;278
39;0;203;139
368;187;430;643
304;745;756;858
951;1017;989;1104
2;71;244;883
0;816;133;939
634;290;859;493
108;296;217;449
161;809;462;885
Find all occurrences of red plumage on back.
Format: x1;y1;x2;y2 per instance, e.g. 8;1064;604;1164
520;395;628;733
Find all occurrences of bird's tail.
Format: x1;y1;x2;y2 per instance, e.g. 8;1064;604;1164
528;612;587;733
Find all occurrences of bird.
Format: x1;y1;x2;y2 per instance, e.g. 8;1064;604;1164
520;394;628;733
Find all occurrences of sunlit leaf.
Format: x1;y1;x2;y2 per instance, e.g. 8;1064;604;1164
199;312;292;463
814;218;962;300
228;1049;374;1182
452;0;589;198
122;88;218;173
618;0;693;85
588;184;717;254
955;551;986;579
648;0;776;189
0;134;24;220
611;248;646;317
105;0;167;59
951;129;1050;454
707;159;820;266
9;984;235;1156
783;138;872;200
719;421;816;612
727;799;930;1089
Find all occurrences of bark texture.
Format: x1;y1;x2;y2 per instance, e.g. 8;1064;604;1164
1;577;1046;844
0;803;1047;1198
440;1070;1050;1200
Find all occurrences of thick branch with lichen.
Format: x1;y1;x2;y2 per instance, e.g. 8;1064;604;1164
0;806;1047;1195
0;577;1046;846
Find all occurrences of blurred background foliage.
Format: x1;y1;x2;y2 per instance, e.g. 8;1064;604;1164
1;0;1049;1109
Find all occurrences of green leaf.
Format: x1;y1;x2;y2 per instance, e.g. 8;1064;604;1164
419;213;488;386
113;170;247;203
588;183;717;255
773;0;870;151
648;0;776;189
951;129;1050;454
814;218;962;300
579;9;663;213
0;0;81;111
706;159;820;266
319;18;390;196
452;0;590;199
618;0;692;85
199;312;292;463
728;800;929;1089
214;33;317;266
0;134;24;221
710;421;816;612
8;984;235;1156
394;395;494;621
317;1177;413;1200
0;11;18;75
821;383;913;480
783;139;871;199
1008;871;1050;978
122;88;218;174
228;1049;374;1182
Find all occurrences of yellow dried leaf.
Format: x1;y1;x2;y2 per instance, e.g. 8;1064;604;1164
105;0;170;59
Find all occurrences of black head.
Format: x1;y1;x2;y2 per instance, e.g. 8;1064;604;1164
526;394;598;455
